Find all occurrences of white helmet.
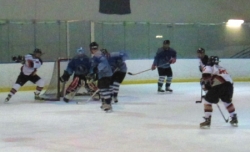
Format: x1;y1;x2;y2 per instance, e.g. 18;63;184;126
202;66;213;74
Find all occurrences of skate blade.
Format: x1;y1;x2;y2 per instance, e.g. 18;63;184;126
200;125;210;129
165;90;173;93
230;123;238;127
157;92;165;94
104;109;113;113
35;98;45;102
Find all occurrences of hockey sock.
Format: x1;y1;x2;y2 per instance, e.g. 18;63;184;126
35;79;45;94
100;88;111;104
99;89;104;99
109;85;114;98
9;84;21;96
165;77;172;88
113;82;120;97
223;102;236;117
204;103;213;118
158;76;165;88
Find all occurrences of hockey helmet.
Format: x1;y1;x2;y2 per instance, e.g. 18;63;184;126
34;48;42;54
89;42;99;49
197;48;205;54
163;40;170;44
209;56;220;65
76;47;84;54
100;49;108;55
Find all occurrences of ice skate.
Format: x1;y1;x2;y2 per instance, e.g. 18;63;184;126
165;87;173;92
102;103;112;112
230;114;238;126
4;95;11;103
34;92;44;101
113;96;118;103
158;87;165;93
63;97;69;103
200;116;211;128
100;99;105;109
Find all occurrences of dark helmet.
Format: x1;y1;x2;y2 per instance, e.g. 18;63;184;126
197;48;205;53
100;48;110;58
34;48;42;54
100;48;109;55
209;56;220;65
89;42;99;49
163;40;170;44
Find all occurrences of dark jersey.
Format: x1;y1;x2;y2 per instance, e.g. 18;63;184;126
153;47;177;69
99;0;131;14
199;55;209;72
66;54;91;76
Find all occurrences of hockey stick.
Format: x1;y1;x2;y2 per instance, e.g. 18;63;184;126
216;103;229;123
127;63;168;76
76;89;99;104
195;87;203;103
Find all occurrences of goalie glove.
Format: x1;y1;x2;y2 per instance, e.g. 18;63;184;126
86;73;96;81
60;70;71;82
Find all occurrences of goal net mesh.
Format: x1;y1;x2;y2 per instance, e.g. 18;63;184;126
40;58;71;101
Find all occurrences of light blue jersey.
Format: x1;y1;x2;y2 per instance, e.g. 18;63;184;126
91;50;113;79
107;52;128;73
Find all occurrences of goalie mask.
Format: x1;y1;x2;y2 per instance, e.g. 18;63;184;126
76;47;84;54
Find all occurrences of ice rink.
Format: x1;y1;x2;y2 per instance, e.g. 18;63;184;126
0;82;250;152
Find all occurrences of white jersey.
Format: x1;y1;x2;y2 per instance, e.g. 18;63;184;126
212;65;233;86
21;54;42;76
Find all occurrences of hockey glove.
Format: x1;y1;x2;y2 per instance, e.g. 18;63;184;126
12;55;24;63
151;65;156;70
60;70;71;82
169;58;176;64
86;73;96;81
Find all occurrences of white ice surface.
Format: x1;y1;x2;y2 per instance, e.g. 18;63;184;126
0;82;250;152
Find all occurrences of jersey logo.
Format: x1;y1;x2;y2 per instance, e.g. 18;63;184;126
219;69;228;74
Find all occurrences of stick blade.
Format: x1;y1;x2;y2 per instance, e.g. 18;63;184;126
127;72;133;75
195;100;202;103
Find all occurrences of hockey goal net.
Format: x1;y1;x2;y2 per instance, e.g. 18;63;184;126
40;58;72;101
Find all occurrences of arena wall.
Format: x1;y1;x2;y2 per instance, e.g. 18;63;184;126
0;59;250;92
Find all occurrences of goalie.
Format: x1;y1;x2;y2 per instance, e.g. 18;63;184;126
59;48;95;102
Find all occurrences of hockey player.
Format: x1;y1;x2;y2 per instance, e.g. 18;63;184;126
59;47;92;102
197;48;209;72
88;42;113;111
197;48;209;98
101;49;128;103
200;56;238;128
5;48;45;102
151;40;177;92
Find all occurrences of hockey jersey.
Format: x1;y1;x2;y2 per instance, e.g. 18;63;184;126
106;52;128;73
212;65;233;86
152;47;177;68
91;50;113;79
21;54;43;76
199;55;209;72
66;54;91;76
